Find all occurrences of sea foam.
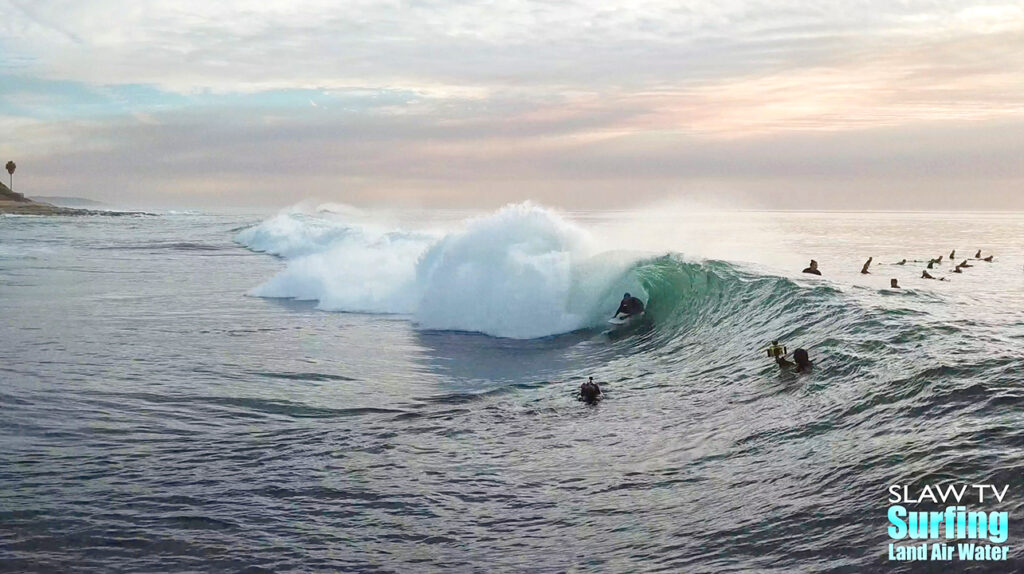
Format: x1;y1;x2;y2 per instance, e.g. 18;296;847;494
237;202;636;338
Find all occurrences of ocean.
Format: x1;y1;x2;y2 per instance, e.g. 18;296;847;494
2;204;1022;573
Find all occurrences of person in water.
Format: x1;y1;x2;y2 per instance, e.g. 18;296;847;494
890;278;900;288
614;293;645;318
777;348;812;373
927;260;935;269
959;259;973;268
861;257;873;274
580;377;602;404
895;259;907;265
921;270;948;281
975;249;982;259
982;255;993;262
802;260;821;275
950;249;956;260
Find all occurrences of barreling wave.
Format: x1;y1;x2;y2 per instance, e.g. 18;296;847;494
618;254;852;359
236;202;849;343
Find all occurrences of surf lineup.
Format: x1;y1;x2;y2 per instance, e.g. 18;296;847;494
579;247;1001;403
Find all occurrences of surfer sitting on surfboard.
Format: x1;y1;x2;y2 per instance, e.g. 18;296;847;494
613;292;645;320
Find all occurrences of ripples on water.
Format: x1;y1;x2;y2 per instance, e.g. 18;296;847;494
1;212;1022;573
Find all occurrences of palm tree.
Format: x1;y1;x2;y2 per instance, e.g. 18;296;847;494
5;161;14;191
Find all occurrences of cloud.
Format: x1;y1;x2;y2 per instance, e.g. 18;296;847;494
4;1;1022;94
8;99;1022;210
1;0;1023;208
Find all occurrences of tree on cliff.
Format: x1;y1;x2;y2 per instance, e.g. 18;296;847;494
5;161;14;192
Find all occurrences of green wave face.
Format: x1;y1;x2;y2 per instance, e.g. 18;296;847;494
602;255;854;367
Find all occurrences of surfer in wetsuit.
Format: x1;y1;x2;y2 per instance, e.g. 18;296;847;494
579;377;602;404
776;348;812;373
802;260;821;275
614;293;645;318
861;257;873;274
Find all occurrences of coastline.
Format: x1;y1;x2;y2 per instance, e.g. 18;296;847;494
0;183;152;216
0;199;152;216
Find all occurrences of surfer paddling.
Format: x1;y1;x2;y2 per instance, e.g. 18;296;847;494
802;260;821;275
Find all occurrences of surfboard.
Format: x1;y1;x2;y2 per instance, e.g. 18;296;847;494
608;312;643;325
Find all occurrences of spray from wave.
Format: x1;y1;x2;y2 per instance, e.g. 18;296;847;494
236;203;642;338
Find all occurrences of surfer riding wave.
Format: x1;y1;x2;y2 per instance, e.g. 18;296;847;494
610;292;645;324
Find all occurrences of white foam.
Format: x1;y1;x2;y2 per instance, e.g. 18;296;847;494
237;202;640;338
415;202;600;338
235;212;357;259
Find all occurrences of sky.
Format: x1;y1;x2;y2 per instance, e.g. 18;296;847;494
1;0;1022;210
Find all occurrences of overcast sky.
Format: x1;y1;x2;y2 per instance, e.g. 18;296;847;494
1;1;1022;209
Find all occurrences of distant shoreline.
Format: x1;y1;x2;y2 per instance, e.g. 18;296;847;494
0;200;154;216
31;196;107;208
0;182;151;216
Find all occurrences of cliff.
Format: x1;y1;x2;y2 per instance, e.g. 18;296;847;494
0;180;29;202
0;181;150;216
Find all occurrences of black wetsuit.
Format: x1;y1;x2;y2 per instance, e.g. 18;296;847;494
580;381;602;403
615;296;645;316
802;267;821;275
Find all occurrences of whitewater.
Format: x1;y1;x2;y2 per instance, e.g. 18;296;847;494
236;202;645;339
